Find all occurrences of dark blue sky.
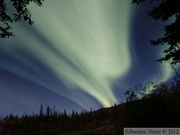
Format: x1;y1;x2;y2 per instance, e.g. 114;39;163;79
0;0;176;116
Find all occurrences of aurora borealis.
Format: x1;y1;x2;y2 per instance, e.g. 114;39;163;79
0;0;176;116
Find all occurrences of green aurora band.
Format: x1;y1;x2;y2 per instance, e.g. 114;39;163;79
30;0;132;107
0;0;174;109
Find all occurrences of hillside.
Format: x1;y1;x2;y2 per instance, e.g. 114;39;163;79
0;80;180;135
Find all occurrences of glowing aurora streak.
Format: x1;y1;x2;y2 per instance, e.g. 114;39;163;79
0;0;133;108
0;0;176;110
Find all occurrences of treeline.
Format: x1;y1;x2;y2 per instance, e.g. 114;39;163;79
0;75;180;135
0;103;119;134
116;75;180;133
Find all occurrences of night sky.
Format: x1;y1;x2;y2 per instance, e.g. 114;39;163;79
0;0;176;116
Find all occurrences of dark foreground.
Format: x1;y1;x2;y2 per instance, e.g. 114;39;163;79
1;80;180;135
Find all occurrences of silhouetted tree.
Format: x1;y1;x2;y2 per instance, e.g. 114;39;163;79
46;106;51;117
132;0;180;64
39;104;43;117
0;0;44;38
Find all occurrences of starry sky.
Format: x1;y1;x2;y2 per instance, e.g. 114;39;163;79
0;0;176;116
